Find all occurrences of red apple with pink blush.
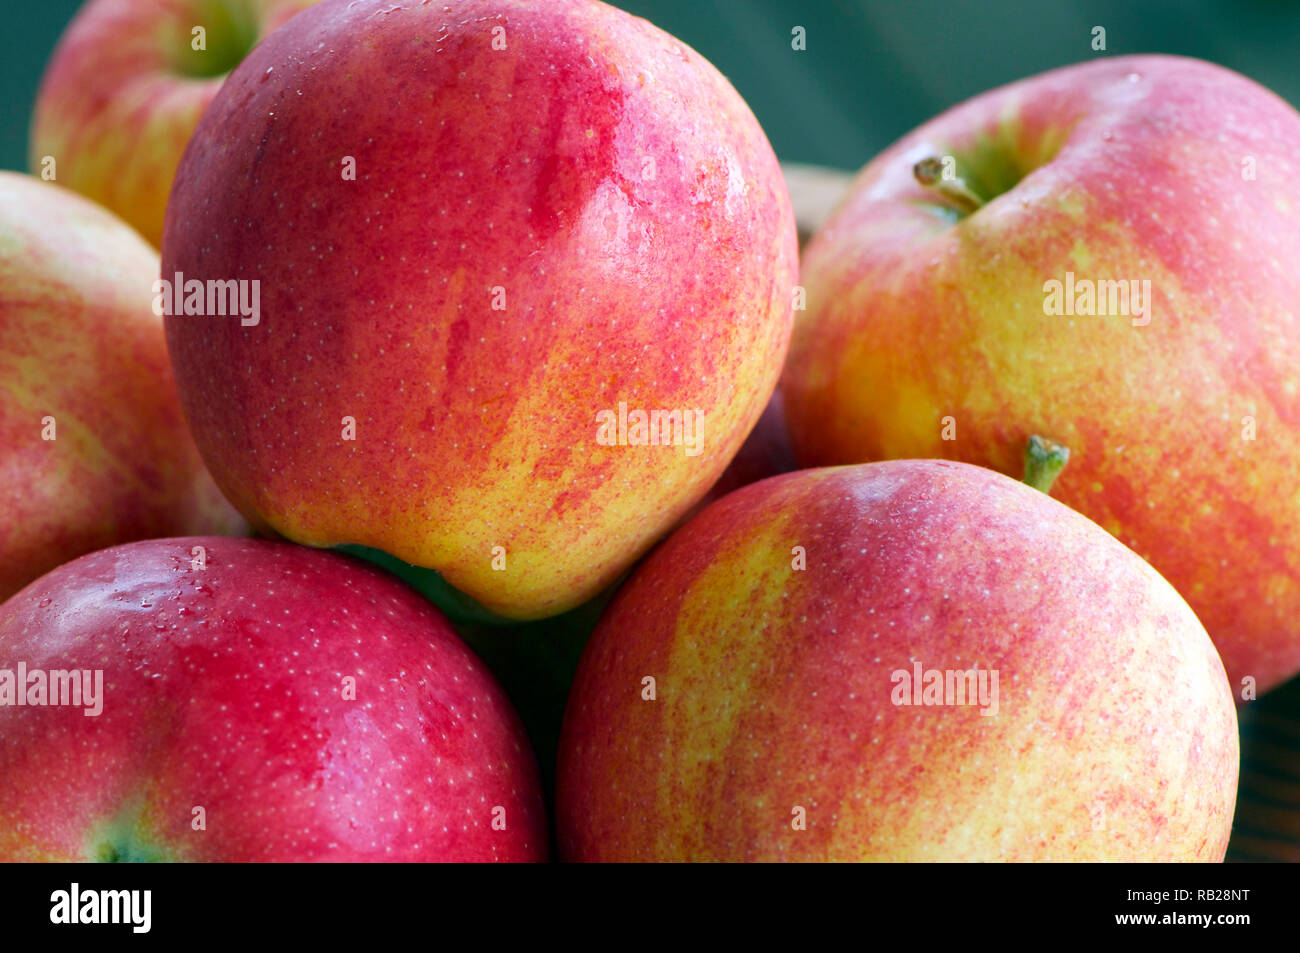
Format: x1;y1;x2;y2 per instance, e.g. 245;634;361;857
160;0;797;621
30;0;319;246
782;54;1300;697
558;461;1239;861
0;171;244;603
0;537;547;861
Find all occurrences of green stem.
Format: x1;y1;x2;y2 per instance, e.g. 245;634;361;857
912;156;986;213
1023;435;1069;494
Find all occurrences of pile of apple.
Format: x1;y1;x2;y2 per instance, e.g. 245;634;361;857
2;0;1297;862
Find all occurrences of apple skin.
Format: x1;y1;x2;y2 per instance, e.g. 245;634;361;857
557;460;1239;861
0;172;243;602
161;0;797;622
781;54;1300;698
29;0;317;247
0;537;548;862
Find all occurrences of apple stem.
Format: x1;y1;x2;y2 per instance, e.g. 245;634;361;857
1023;435;1070;494
912;156;986;213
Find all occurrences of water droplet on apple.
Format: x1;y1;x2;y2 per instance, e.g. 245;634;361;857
38;597;51;608
1126;72;1141;83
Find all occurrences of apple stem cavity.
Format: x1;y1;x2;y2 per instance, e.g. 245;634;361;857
913;156;986;214
86;800;170;863
1023;435;1070;494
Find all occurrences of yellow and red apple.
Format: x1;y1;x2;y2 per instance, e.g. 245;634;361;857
557;461;1239;861
0;537;547;862
0;172;241;602
161;0;798;620
783;55;1300;697
29;0;318;247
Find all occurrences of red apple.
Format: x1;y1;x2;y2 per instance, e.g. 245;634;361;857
0;536;547;861
160;0;797;621
0;172;242;602
781;55;1300;697
29;0;317;247
557;460;1239;861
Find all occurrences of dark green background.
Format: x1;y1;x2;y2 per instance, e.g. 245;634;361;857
5;0;1300;176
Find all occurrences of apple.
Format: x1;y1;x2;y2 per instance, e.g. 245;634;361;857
693;388;796;512
29;0;318;247
781;55;1300;698
0;172;243;603
160;0;798;621
557;460;1239;861
0;536;547;861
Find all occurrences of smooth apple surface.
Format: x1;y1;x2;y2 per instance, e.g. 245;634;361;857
782;55;1300;697
0;537;547;862
161;0;797;621
29;0;317;247
557;461;1239;861
0;172;242;602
